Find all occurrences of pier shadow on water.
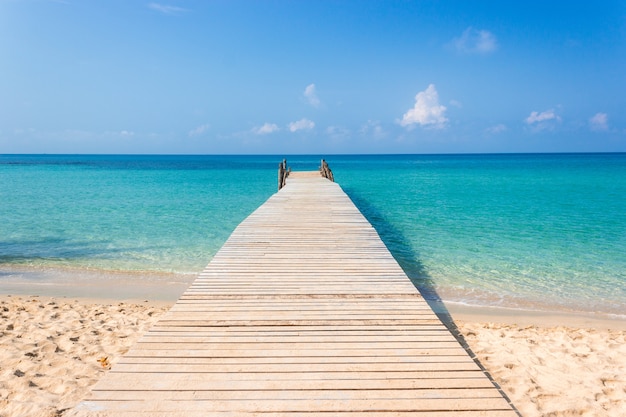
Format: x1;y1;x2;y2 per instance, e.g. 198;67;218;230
344;192;451;320
346;190;521;414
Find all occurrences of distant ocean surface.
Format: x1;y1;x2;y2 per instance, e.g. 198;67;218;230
1;154;625;316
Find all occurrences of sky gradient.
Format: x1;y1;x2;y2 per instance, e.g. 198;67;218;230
2;0;625;154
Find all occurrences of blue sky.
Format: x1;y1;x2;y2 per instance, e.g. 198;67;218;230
1;0;625;154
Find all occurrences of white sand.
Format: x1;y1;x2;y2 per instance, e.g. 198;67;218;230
0;296;169;417
1;295;625;417
456;320;626;417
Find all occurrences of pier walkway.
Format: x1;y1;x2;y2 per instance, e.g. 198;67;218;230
72;172;517;416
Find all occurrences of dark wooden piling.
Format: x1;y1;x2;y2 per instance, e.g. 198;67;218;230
320;159;334;182
278;159;290;190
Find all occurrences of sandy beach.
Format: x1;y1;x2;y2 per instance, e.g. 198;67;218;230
0;295;624;417
0;296;170;417
449;307;626;417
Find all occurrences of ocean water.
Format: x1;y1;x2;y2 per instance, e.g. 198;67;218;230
1;154;625;316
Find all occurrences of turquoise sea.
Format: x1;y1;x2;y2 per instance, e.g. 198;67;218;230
1;154;625;317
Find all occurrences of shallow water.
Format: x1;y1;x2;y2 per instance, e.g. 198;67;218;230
1;153;625;316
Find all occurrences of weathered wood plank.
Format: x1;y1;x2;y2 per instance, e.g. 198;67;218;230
93;377;497;392
138;335;458;343
75;397;514;412
108;367;487;380
146;324;450;332
70;411;518;417
131;341;463;350
89;388;504;400
122;347;472;358
114;359;482;369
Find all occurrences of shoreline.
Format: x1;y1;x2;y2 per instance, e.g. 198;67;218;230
0;265;195;302
2;264;624;324
443;301;626;331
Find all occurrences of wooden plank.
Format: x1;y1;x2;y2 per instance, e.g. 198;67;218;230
131;341;463;350
70;411;517;417
143;326;451;333
164;302;436;310
155;313;442;320
122;347;472;358
116;357;479;367
146;325;450;332
106;370;492;384
138;335;458;343
75;398;514;412
93;376;498;392
113;362;482;374
115;358;475;370
91;386;501;401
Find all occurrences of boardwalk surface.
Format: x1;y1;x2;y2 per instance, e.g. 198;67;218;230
71;173;517;416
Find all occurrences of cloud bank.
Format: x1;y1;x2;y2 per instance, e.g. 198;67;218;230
399;84;448;129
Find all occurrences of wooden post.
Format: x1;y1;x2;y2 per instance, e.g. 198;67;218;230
278;162;284;190
278;159;289;190
320;159;334;182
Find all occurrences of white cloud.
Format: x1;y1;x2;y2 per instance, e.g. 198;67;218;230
326;126;351;141
360;120;387;140
589;112;609;131
453;27;498;54
148;3;188;15
525;109;561;132
486;124;507;134
399;84;448;129
252;123;280;135
525;109;560;124
288;118;315;132
304;84;320;107
188;124;210;137
120;130;134;137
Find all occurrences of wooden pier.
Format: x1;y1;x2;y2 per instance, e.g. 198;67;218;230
71;169;517;416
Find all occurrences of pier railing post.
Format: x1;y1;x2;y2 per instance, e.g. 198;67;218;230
320;159;334;182
278;159;289;190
